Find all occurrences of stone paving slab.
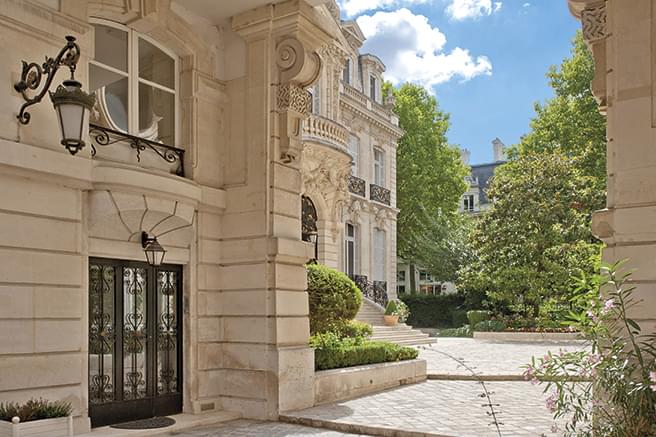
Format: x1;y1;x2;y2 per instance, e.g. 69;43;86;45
167;419;370;436
283;380;567;437
418;338;588;377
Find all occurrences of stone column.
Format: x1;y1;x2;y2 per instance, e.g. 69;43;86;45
569;0;656;332
216;1;333;418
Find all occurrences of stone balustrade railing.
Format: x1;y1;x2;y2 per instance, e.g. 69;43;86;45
303;114;348;148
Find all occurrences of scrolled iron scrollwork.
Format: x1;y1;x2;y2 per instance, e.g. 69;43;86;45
348;175;366;197
352;275;389;308
370;183;391;206
89;123;185;177
14;35;81;125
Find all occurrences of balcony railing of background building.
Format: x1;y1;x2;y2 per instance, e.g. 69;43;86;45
89;123;186;177
370;184;391;205
342;83;368;106
348;175;366;197
352;275;388;308
302;114;348;149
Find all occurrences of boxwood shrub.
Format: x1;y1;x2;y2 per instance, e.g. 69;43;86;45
310;333;419;371
399;293;466;328
467;310;491;326
307;264;362;334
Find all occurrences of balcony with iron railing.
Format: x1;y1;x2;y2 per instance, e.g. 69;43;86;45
348;175;366;197
302;114;348;150
370;183;391;206
89;124;186;177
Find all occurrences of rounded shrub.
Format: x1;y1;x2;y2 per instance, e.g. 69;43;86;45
384;300;398;315
307;264;362;334
466;310;491;326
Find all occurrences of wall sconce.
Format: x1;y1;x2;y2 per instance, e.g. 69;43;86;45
306;230;318;264
141;232;166;267
14;35;95;155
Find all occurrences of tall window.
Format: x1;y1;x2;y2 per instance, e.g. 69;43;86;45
463;194;475;211
373;228;386;282
374;148;385;186
349;135;360;176
369;75;377;101
310;84;321;115
343;59;351;84
90;21;177;145
345;223;359;277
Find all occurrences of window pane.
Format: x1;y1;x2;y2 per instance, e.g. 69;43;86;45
139;84;175;144
90;64;129;132
139;38;175;89
94;24;128;72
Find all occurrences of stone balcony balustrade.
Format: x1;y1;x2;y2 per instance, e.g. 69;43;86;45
302;114;348;150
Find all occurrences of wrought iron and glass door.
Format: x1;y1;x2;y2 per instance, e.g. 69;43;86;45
88;258;182;427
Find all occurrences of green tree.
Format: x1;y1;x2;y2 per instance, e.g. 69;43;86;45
391;83;469;284
511;31;607;206
457;152;602;318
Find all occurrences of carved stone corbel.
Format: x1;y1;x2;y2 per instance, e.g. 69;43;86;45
574;1;608;111
276;37;322;163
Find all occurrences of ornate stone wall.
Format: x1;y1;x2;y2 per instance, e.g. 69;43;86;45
569;0;656;333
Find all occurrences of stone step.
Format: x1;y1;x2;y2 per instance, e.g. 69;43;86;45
370;332;430;341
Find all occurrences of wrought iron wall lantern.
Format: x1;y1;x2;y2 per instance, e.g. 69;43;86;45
13;35;95;155
141;232;166;266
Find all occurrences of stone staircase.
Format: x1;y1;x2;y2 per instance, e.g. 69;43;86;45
356;298;436;346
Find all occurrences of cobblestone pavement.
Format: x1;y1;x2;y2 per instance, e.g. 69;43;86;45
168;419;369;436
419;338;588;377
284;380;568;437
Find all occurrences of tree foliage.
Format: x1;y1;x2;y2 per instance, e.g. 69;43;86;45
391;83;469;280
457;153;603;317
511;31;607;202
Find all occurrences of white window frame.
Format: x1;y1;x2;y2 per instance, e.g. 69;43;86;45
373;147;385;187
344;222;359;277
464;194;475;211
369;74;377;102
309;84;321;115
89;18;180;146
373;228;386;282
343;59;351;85
349;135;360;177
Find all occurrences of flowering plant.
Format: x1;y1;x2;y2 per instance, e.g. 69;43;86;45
524;261;656;436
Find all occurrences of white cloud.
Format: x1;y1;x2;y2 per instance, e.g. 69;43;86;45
357;8;492;89
446;0;503;20
522;2;531;6
338;0;427;17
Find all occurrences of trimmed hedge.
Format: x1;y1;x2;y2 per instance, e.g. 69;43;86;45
399;293;466;328
307;264;362;334
473;320;506;332
311;333;419;370
333;319;373;339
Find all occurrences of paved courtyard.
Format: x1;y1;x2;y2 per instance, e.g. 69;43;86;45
168;419;366;436
419;338;588;377
170;339;586;437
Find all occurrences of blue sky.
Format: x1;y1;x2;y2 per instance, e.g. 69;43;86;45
339;0;580;164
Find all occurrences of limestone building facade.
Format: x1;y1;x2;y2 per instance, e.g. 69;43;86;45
568;0;656;335
300;13;402;308
0;0;399;432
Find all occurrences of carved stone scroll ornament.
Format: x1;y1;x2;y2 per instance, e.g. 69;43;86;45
275;37;322;163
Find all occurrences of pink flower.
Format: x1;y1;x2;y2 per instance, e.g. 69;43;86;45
545;393;557;413
587;309;598;322
602;299;615;313
550;423;559;433
588;354;602;365
650;371;656;392
523;366;535;381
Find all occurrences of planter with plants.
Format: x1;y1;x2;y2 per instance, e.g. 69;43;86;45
0;399;74;437
383;300;409;326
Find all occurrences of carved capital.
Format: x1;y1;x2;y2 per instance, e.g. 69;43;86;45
276;37;322;87
581;3;607;42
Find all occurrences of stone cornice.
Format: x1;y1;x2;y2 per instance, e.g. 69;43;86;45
340;97;403;140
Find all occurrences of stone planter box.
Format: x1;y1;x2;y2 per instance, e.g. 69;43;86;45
0;416;73;437
473;331;582;342
314;359;426;406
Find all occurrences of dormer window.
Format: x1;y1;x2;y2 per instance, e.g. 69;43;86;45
89;21;178;145
343;59;351;85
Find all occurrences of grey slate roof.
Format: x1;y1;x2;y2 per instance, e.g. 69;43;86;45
471;161;505;205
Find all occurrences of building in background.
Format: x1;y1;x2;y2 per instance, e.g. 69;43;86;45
397;139;506;295
300;9;402;308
